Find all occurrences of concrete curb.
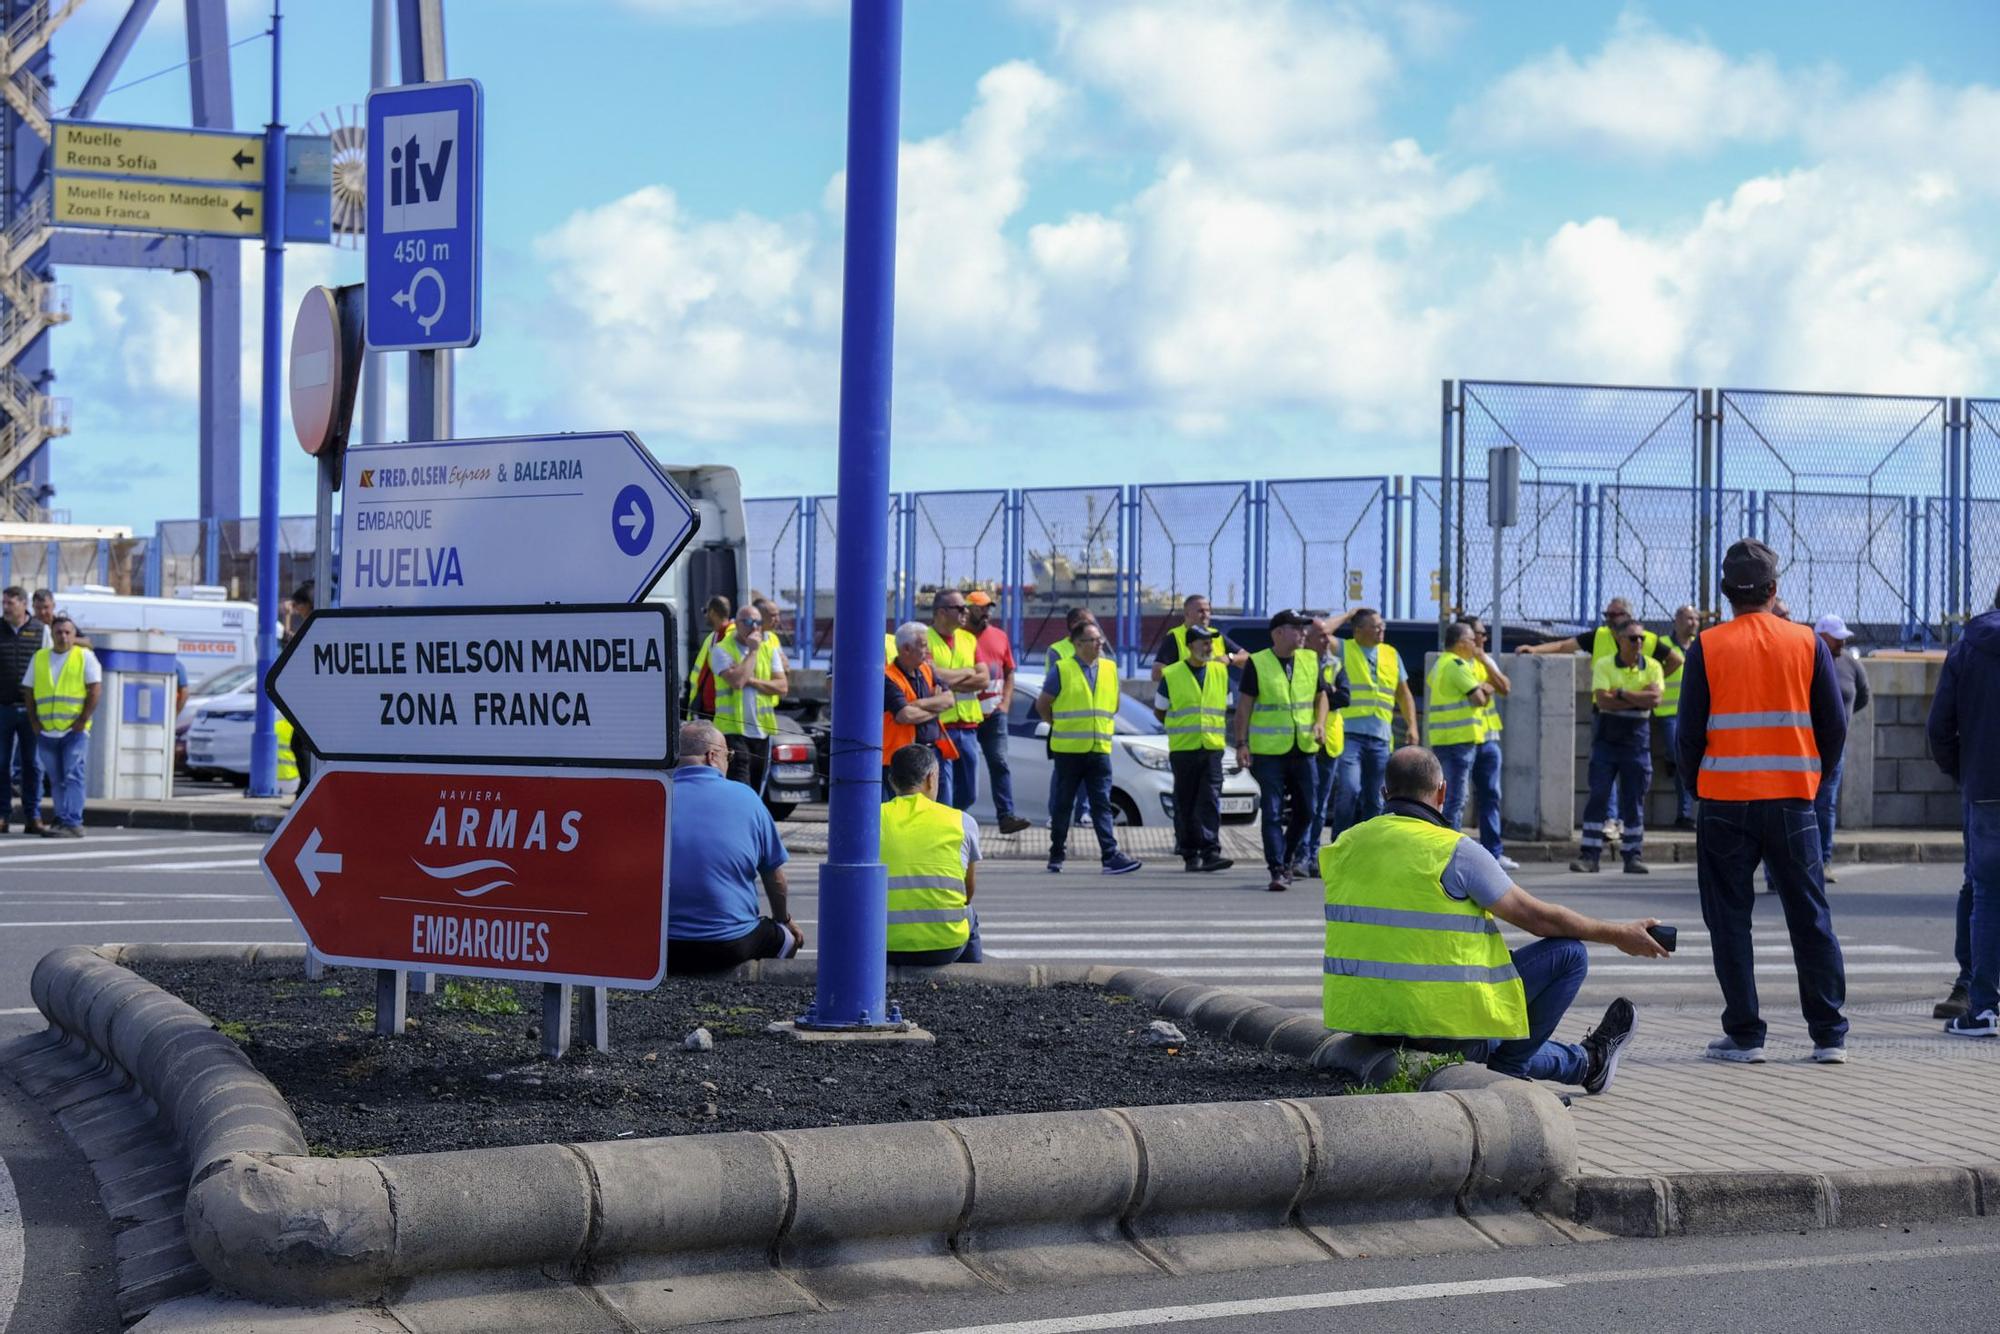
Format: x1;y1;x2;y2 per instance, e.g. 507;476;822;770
1546;1164;2000;1237
24;944;1581;1326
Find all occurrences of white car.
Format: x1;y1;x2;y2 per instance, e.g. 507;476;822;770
966;670;1260;827
182;683;257;783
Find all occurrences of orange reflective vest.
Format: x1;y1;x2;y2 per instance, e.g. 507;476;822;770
1695;613;1821;802
883;662;960;766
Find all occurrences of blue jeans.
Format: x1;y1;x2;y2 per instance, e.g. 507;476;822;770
1304;751;1340;856
1964;801;2000;1016
0;703;37;824
1250;749;1315;872
1331;732;1389;839
975;712;1015;820
1813;755;1843;864
1581;733;1649;858
36;729;88;829
1049;751;1118;863
1480;937;1590;1085
943;727;978;812
1472;738;1504;857
1437;742;1475;832
1660;715;1693;822
1955;879;1973;990
1696;798;1849;1047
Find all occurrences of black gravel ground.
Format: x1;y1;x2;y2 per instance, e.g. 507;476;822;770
127;960;1347;1156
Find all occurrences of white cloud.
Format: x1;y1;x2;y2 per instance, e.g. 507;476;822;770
1462;14;1812;156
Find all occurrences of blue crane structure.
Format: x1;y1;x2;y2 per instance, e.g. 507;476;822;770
3;0;245;525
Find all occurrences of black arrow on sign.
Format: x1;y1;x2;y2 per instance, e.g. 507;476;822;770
233;148;256;169
232;201;255;220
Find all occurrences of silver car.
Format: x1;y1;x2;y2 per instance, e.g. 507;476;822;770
965;670;1259;827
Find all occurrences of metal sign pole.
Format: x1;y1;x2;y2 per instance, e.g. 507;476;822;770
249;1;287;799
811;0;903;1030
361;0;392;451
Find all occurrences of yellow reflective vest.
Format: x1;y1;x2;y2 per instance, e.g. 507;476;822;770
1048;655;1118;754
927;626;982;726
1319;658;1346;757
881;794;971;955
1425;653;1486;747
713;635;779;737
1340;639;1403;731
1474;656;1503;737
1161;658;1228;752
30;647;88;733
1320;814;1528;1040
1655;635;1693;717
275;716;299;785
1246;648;1319;755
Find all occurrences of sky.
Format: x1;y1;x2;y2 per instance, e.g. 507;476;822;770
38;0;2000;529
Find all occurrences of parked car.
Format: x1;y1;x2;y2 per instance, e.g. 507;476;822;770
761;715;821;821
967;670;1260;827
182;682;257;784
176;663;258;773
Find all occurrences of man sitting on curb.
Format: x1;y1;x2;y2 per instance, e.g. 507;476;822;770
1321;745;1666;1093
665;721;806;974
882;743;983;968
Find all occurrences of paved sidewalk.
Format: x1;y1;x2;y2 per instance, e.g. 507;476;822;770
1557;1002;2000;1176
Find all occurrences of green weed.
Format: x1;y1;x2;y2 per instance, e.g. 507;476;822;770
437;980;524;1016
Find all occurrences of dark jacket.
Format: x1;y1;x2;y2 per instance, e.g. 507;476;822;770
1928;608;2000;803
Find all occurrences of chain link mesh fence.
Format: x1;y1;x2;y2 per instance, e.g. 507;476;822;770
907;489;1009;615
1135;482;1250;657
155;520;205;596
1595;484;1736;623
1457;381;1700;630
1019;485;1123;661
743;497;804;638
1262;477;1387;621
1719;390;1948;640
806;495;901;664
1968;400;2000;620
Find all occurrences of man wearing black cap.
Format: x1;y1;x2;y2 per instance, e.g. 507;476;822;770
1235;609;1330;892
1154;623;1234;873
1676;538;1851;1065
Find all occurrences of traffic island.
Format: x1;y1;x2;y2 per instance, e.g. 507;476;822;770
12;942;1597;1330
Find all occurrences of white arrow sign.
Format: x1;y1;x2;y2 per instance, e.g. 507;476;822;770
339;431;700;607
296;827;342;897
266;603;673;767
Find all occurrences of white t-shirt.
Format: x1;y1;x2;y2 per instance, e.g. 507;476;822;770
24;647;102;734
959;811;982;869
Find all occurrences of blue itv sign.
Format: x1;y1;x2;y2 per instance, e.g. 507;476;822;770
366;79;482;351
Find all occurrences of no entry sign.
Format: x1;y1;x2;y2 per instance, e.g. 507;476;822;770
266;603;673;766
262;764;670;988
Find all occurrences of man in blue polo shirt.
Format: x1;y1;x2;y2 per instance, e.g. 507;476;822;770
666;720;806;973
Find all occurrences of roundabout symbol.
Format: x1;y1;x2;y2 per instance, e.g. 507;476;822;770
390;267;448;335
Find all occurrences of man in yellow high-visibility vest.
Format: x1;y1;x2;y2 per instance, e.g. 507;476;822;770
1034;621;1142;875
1426;620;1493;841
1659;603;1700;830
1234;609;1330;892
1153;623;1234;873
926;590;990;813
1321;745;1664;1091
882;743;984;967
712;605;789;794
1465;617;1516;871
1329;608;1418;841
22;615;100;838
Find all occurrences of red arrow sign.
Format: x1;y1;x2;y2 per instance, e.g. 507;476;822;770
262;764;669;988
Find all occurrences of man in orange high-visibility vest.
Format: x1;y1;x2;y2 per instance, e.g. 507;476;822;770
1676;539;1851;1067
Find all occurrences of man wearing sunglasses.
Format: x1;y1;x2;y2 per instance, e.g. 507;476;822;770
1572;621;1664;874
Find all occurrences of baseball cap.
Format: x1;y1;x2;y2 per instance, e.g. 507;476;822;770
964;590;993;606
1185;623;1221;641
1267;608;1314;630
1814;613;1853;640
1721;538;1780;593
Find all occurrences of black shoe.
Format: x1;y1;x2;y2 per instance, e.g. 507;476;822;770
1622;856;1651;875
1183;858;1201;872
997;815;1031;835
1934;984;1971;1020
1196;854;1234;873
1581;998;1638;1096
1568;855;1601;873
1267;870;1288;892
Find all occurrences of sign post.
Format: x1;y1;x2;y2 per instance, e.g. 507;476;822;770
250;1;288;800
1487;444;1521;653
812;0;904;1031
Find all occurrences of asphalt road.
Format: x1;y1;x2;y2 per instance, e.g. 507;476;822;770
732;1219;2000;1334
0;827;1975;1333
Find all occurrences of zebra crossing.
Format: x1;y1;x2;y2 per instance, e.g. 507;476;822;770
789;859;1965;1013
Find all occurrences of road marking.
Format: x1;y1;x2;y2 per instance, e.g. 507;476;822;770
113;858;263;872
917;1241;2000;1334
912;1276;1564;1333
0;1007;34;1015
0;842;254;865
0;833;147;851
0;917;291;928
0;1141;18;1334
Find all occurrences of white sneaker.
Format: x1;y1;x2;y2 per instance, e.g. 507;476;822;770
1496;854;1521;871
1812;1045;1848;1064
1704;1035;1767;1064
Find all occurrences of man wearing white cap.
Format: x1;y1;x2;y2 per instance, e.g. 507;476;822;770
1814;614;1870;880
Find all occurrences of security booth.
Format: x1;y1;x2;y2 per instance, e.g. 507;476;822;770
85;629;179;801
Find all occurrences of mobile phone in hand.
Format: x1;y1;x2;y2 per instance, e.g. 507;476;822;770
1646;924;1677;953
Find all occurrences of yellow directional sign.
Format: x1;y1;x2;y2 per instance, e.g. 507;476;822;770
53;175;261;238
52;120;262;185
